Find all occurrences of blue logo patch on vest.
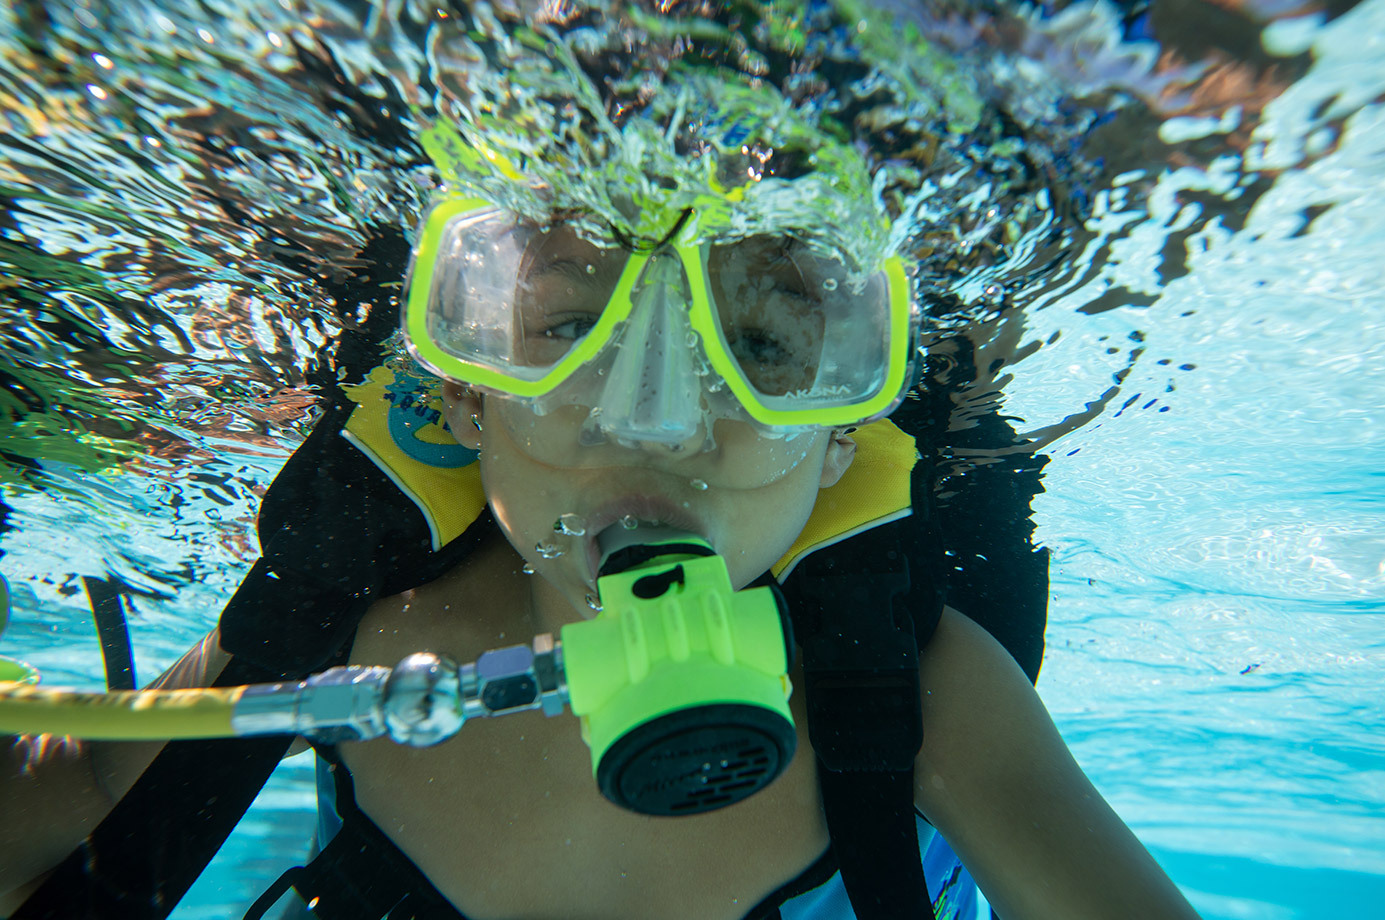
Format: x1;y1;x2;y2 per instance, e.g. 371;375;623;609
384;373;477;469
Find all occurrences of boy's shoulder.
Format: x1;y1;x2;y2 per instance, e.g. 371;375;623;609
349;528;527;669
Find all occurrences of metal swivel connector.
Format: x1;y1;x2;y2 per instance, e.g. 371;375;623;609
382;652;463;746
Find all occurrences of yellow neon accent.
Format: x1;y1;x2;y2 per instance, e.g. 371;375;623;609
419;122;524;183
341;366;487;550
0;682;243;740
562;549;792;779
771;418;917;580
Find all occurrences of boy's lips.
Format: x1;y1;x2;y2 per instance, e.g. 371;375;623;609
578;494;707;583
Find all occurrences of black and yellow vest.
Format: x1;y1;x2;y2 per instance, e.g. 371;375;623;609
17;299;1047;920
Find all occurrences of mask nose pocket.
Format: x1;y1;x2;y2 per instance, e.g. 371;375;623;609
592;253;706;447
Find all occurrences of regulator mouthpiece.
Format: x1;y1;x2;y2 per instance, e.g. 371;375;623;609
564;529;796;816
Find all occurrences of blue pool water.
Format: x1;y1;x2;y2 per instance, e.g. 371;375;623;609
2;2;1383;918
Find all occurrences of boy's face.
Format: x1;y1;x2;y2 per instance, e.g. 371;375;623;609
441;382;856;616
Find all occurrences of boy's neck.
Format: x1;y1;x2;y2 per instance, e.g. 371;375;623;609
525;562;595;637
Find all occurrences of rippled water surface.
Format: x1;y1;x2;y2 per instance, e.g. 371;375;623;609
1;2;1382;919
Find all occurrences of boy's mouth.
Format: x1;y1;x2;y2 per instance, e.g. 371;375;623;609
578;495;708;584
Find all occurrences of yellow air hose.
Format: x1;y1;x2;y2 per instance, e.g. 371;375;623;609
0;683;245;740
0;571;244;740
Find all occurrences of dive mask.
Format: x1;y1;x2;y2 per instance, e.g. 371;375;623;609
403;196;916;487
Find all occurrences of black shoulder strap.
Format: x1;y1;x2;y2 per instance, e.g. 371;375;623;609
779;391;949;920
784;481;943;919
15;405;493;920
781;387;1048;919
82;575;137;691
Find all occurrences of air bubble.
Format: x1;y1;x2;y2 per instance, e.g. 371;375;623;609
620;514;639;530
554;513;587;536
535;542;565;559
521;562;535;575
822;278;838;291
690;478;708;491
585;594;604;612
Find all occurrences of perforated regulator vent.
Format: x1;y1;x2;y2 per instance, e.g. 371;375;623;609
597;704;797;816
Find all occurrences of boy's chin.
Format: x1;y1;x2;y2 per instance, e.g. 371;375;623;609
539;570;602;621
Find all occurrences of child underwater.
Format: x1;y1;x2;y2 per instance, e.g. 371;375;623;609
1;2;1204;919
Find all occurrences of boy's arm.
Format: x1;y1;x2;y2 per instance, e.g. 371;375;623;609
915;608;1201;920
0;629;232;910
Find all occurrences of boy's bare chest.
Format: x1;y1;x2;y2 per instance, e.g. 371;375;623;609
337;552;830;920
340;692;827;919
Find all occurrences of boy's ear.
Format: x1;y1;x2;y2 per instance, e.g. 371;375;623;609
819;428;857;489
441;381;484;450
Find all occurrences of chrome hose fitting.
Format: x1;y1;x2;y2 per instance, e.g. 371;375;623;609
382;652;463;746
231;665;393;742
458;633;568;723
229;636;569;746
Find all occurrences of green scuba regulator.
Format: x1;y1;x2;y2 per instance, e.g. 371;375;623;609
567;527;797;815
0;537;797;818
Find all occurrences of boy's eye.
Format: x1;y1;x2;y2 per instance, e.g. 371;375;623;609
729;329;791;365
540;315;599;341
